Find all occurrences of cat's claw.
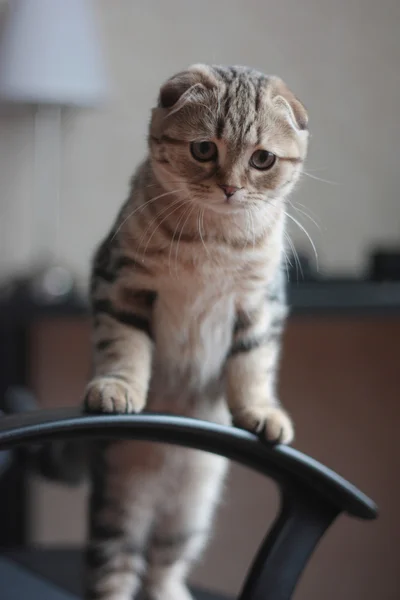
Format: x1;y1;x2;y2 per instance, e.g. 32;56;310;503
233;406;294;445
84;377;145;414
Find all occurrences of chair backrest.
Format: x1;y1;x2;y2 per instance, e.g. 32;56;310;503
0;407;378;600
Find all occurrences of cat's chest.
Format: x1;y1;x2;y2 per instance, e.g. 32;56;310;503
151;271;236;389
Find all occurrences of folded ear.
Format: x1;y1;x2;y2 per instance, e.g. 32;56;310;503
158;64;218;109
271;77;308;131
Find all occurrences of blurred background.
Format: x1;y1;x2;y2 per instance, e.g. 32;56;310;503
0;1;399;599
0;0;399;282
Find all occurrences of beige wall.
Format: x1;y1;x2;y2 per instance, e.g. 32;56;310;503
0;0;400;282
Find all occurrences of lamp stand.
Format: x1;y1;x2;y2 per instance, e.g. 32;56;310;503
28;104;75;304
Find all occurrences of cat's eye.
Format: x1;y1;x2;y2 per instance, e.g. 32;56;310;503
250;150;276;171
190;141;218;162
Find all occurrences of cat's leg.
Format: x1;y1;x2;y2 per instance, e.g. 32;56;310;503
84;441;157;600
226;286;293;444
85;278;155;414
144;450;228;600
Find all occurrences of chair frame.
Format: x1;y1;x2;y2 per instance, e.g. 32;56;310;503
0;407;378;600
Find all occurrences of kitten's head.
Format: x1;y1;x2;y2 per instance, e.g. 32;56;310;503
149;64;308;214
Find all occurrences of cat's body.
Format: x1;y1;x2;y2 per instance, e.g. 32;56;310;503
84;64;308;600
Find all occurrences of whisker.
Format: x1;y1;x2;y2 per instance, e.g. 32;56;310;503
248;209;256;250
198;208;210;257
136;196;187;257
243;211;251;252
302;171;337;185
145;181;188;189
294;207;321;231
285;211;319;270
288;199;321;231
296;201;321;221
281;236;293;283
135;196;182;253
302;167;329;173
111;188;186;241
141;200;187;260
284;231;303;282
175;204;197;273
168;199;193;274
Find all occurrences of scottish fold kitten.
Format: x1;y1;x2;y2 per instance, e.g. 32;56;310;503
84;64;308;600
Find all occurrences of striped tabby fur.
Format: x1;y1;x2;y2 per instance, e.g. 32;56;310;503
84;64;309;600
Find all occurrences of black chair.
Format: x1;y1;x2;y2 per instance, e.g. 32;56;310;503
0;407;378;600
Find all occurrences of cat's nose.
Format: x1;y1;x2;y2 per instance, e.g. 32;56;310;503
219;184;240;198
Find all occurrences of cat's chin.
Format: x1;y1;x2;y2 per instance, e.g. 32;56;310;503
201;201;247;215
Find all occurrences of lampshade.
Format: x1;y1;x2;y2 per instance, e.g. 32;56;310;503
0;0;108;107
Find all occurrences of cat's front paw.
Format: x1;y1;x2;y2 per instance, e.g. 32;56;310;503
233;405;294;445
84;377;145;414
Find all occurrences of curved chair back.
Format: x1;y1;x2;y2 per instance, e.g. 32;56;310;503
0;408;378;600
